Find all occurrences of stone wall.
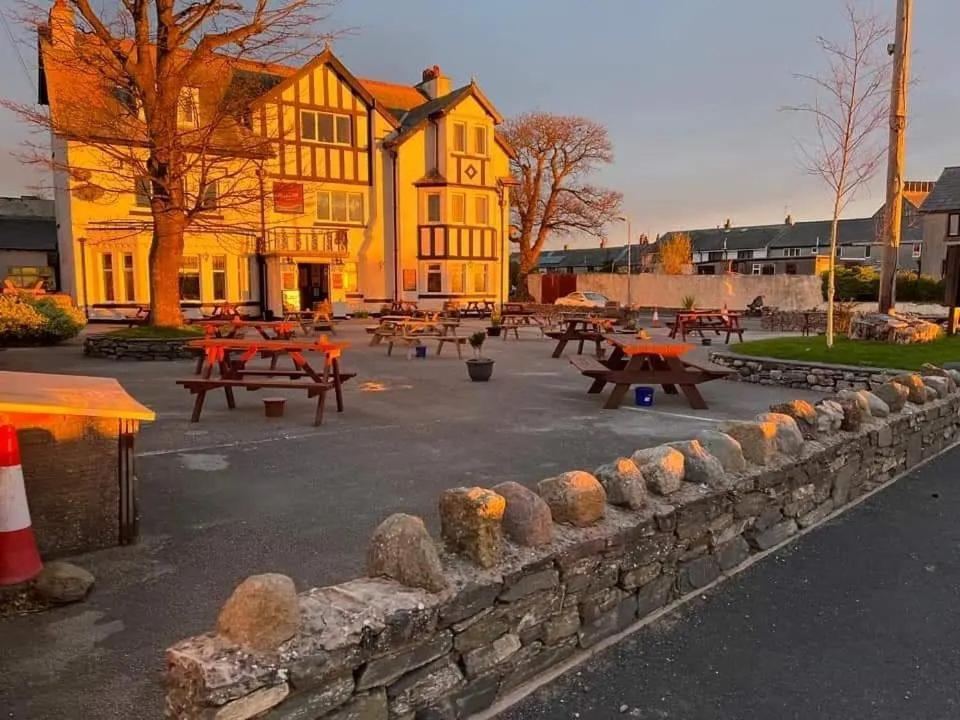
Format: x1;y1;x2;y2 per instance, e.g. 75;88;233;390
164;372;960;720
711;351;900;393
84;334;196;361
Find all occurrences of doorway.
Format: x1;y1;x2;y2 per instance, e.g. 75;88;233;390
298;263;329;310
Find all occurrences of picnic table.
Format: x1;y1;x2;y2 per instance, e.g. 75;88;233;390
189;318;296;340
569;334;734;410
462;300;495;318
668;310;744;343
179;337;352;425
546;315;613;357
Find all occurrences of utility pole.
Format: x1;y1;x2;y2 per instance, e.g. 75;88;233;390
878;0;911;313
617;216;632;307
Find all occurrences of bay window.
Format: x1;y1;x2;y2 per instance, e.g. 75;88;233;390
317;190;364;223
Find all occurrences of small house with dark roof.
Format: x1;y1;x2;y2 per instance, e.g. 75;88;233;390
920;167;960;313
0;196;58;290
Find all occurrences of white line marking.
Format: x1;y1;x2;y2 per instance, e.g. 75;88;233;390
622;406;726;423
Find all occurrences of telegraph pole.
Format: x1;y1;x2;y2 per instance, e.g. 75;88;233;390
878;0;911;313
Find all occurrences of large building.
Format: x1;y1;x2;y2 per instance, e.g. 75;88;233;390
0;196;58;291
38;0;514;317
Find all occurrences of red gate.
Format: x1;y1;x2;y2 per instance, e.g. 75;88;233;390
540;273;577;304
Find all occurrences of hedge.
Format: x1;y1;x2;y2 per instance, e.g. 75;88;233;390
821;267;944;303
0;294;86;345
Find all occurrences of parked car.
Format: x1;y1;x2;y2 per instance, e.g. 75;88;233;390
554;291;611;308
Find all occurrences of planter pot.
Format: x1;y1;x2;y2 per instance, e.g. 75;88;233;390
486;326;502;337
702;338;713;347
466;358;495;382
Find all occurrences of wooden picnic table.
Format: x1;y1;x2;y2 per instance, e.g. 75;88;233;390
180;337;352;424
668;310;744;343
462;300;495;318
189;318;296;340
546;316;613;357
568;334;733;410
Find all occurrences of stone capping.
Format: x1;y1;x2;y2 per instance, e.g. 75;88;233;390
83;334;196;361
165;375;960;720
711;351;901;392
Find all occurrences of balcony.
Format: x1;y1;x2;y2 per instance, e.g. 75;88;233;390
263;227;349;257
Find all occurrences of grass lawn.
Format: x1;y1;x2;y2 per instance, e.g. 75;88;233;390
104;326;204;340
734;335;960;370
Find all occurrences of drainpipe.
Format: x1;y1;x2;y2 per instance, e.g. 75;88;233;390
391;148;400;303
77;236;89;317
257;167;268;318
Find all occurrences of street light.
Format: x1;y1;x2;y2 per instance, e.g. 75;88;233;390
615;216;632;308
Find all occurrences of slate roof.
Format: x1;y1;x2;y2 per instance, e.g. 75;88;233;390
535;245;639;270
921;167;960;213
0;217;57;252
659;226;782;253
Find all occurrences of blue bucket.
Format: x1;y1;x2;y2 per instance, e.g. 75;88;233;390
635;386;655;406
415;345;428;358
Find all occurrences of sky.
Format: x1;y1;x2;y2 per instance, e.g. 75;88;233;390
1;0;958;248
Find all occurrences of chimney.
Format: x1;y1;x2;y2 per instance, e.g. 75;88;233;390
723;218;731;230
599;237;606;249
417;65;451;100
785;214;794;226
48;0;75;47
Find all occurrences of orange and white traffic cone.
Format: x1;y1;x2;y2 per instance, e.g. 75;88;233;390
0;425;42;586
652;307;661;328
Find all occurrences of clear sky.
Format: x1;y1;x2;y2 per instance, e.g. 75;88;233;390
1;0;958;247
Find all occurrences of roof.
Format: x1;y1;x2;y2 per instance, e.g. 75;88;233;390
534;245;639;269
921;167;960;213
0;217;57;252
358;78;427;117
660;226;783;253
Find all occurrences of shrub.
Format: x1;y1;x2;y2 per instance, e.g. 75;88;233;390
681;295;696;310
0;294;86;345
822;267;945;303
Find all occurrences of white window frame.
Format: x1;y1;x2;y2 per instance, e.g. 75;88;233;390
121;252;135;302
134;177;151;208
178;87;199;128
450;262;467;294
101;253;115;302
426;193;442;224
912;243;922;258
451;193;466;224
475;195;489;226
472;263;489;293
473;125;487;156
317;190;364;224
200;179;219;211
300;110;352;146
948;213;960;238
784;247;802;258
179;255;202;301
212;255;228;301
425;263;442;293
452;122;466;153
752;263;762;275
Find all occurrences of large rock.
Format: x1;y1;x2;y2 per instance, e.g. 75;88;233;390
439;487;506;569
217;574;299;652
717;421;777;466
630;446;685;495
695;430;747;473
492;481;554;546
922;365;958;392
836;398;865;432
367;513;447;592
894;373;928;404
537;471;606;526
923;375;952;399
873;382;909;412
755;413;804;456
33;561;94;604
814;400;844;433
838;389;870;415
667;440;727;489
860;390;890;418
769;399;817;438
593;457;647;509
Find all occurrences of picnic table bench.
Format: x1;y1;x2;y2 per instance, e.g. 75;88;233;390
570;335;733;409
546;316;611;357
462;300;495;318
668;310;744;343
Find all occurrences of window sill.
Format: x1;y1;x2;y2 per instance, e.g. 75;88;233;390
300;139;354;149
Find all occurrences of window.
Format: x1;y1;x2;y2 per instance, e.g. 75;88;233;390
737;249;753;260
134;177;151;207
785;263;797;275
452;122;466;153
402;268;418;292
707;251;723;262
762;264;775;275
752;263;762;275
949;213;960;237
212;255;227;301
178;256;201;300
473;264;489;293
865;244;872;258
426;193;441;223
101;254;115;302
5;266;53;290
122;253;135;302
475;195;489;225
178;87;199;127
912;243;922;258
343;262;358;293
473;126;487;155
200;180;218;211
317;191;363;223
300;110;352;145
451;193;466;224
450;263;466;293
426;263;442;293
783;248;802;258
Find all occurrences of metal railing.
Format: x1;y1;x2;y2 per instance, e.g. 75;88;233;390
263;227;349;256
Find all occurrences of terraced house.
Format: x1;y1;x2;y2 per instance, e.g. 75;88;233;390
38;1;514;317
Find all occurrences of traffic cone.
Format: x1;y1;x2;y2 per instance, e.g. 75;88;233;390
0;425;42;586
652;307;661;328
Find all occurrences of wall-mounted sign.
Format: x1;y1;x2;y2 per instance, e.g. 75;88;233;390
273;182;304;213
402;269;417;292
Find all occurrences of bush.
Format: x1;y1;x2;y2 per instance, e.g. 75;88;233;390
822;267;945;303
0;294;86;345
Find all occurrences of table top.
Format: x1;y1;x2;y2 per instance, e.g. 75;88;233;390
603;335;693;357
0;371;155;421
187;337;348;352
189;318;289;326
675;310;742;318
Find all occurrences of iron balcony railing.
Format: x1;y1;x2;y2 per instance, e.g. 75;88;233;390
263;227;349;257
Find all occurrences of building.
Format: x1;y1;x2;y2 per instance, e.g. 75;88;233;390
38;1;514;317
0;196;58;290
920;167;960;314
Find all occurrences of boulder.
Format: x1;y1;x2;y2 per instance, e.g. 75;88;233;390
33;561;94;604
860;390;890;418
836;398;865;432
667;440;727;489
217;573;299;652
492;481;554;546
838;389;871;416
923;375;951;399
925;385;938;402
630;446;685;495
946;368;960;387
873;382;909;412
755;412;804;456
769;399;818;438
717;421;777;466
921;364;958;392
593;457;647;509
893;373;928;404
537;471;606;526
814;400;844;433
439;487;506;569
695;430;747;473
367;513;447;592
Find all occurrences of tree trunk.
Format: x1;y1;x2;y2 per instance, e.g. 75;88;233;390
826;203;840;349
149;209;186;327
514;249;538;301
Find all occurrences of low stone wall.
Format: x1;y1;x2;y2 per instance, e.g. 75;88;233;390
164;372;960;720
84;334;195;361
711;351;900;393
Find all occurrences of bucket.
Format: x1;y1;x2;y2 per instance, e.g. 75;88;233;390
634;386;654;407
415;345;428;358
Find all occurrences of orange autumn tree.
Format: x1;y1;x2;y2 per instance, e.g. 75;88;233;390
6;0;332;326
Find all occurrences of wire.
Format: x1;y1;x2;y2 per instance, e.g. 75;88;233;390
1;10;36;95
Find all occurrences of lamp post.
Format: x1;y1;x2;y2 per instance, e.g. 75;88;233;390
616;216;632;308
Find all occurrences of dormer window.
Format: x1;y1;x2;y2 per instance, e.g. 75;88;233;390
178;87;199;127
452;122;466;153
473;126;487;156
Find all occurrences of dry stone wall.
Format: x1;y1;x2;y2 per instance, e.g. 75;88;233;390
165;372;960;720
711;351;899;392
84;334;195;361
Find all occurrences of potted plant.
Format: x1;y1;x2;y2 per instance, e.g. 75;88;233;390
681;295;696;311
487;310;502;337
466;331;494;381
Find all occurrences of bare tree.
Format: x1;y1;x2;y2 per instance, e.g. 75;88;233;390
784;2;890;347
656;232;692;275
502;112;621;299
4;0;332;326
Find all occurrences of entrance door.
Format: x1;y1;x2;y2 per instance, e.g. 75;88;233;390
298;263;329;310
